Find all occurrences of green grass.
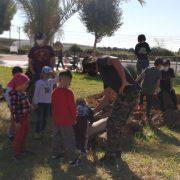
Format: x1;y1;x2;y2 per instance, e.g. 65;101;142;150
0;66;180;179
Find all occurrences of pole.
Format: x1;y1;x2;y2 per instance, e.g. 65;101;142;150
18;27;21;50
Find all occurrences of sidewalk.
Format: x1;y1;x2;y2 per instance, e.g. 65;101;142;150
0;54;28;61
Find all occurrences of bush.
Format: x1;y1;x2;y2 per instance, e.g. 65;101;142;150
151;47;175;56
18;48;28;55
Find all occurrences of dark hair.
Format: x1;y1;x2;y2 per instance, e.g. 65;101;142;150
35;32;45;40
163;59;171;66
154;58;163;66
59;70;72;79
12;66;23;75
138;34;146;42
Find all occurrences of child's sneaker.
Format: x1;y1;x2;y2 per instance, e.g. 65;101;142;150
69;158;81;167
13;155;21;162
34;133;41;140
51;154;63;160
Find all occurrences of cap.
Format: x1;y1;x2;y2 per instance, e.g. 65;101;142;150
42;66;53;74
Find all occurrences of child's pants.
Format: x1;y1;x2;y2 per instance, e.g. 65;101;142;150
145;95;153;118
136;59;149;75
74;117;89;152
36;103;51;134
158;89;177;109
13;118;29;156
52;125;77;160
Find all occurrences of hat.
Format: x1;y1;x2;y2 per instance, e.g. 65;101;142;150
42;66;53;74
13;73;30;88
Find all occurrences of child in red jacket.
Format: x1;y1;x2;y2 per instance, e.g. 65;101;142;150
51;70;79;167
9;73;31;161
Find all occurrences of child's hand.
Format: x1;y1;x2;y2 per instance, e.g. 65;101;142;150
15;122;21;131
154;87;160;95
33;104;38;110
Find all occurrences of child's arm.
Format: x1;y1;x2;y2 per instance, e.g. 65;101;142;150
32;82;40;106
4;87;12;107
136;71;145;82
154;79;161;94
10;93;21;123
68;92;77;122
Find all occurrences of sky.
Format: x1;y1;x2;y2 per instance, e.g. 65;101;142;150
0;0;180;51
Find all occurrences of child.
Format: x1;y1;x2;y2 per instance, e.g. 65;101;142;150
33;66;56;138
137;58;163;121
135;34;151;75
159;59;177;110
9;73;31;160
51;70;80;167
4;66;23;107
74;98;94;155
4;66;23;141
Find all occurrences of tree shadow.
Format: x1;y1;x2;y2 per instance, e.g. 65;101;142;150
82;74;102;82
152;128;180;146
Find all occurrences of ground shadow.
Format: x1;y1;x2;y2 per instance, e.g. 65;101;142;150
153;128;180;146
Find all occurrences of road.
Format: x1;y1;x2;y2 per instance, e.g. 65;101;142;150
0;54;180;73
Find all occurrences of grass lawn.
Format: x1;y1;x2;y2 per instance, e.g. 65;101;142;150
0;66;180;180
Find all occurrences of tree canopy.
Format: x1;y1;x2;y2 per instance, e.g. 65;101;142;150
80;0;122;56
0;0;16;34
17;0;79;43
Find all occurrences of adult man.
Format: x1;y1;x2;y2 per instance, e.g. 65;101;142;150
56;43;65;70
28;32;55;81
27;32;55;101
90;56;140;167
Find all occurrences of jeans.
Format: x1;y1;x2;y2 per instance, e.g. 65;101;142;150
146;95;153;118
35;103;51;134
158;89;177;109
52;125;77;160
74;117;89;152
137;59;149;75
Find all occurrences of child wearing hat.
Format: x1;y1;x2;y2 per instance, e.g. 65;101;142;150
33;66;56;138
9;73;30;160
4;66;23;141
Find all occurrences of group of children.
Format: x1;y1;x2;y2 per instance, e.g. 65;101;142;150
2;66;92;167
135;34;177;121
0;34;178;167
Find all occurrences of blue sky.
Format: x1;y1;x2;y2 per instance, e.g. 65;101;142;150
1;0;180;51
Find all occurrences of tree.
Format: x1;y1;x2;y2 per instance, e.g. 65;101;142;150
80;0;122;56
0;0;16;34
17;0;80;43
69;44;83;56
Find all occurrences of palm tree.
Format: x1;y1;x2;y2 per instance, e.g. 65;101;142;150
17;0;79;43
0;0;16;34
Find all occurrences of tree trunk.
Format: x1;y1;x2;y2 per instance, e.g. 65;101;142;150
93;33;98;58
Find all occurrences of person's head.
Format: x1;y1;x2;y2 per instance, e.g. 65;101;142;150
58;70;72;88
35;32;45;46
12;66;23;76
41;66;53;79
76;97;87;106
163;59;171;71
138;34;146;43
13;73;30;92
154;58;163;70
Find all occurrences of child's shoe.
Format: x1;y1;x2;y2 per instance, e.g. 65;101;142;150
13;155;21;162
69;158;81;167
22;150;34;156
51;154;63;160
34;133;41;139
